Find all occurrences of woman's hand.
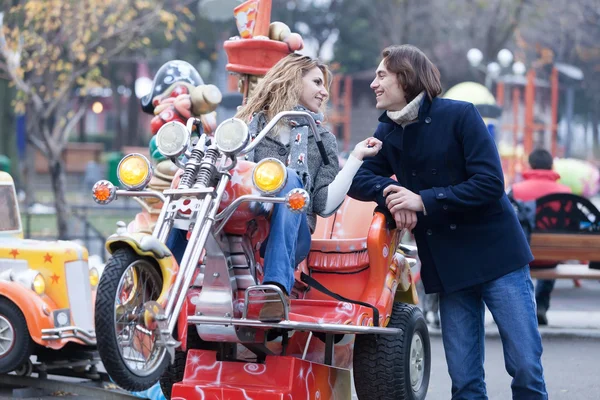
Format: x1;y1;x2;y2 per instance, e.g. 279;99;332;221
351;137;383;160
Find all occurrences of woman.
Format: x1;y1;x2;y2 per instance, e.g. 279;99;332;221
236;53;381;321
170;54;382;321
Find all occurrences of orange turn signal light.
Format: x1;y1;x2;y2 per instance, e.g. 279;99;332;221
285;189;309;213
92;180;116;204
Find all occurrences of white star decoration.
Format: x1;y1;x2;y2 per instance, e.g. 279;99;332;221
230;170;245;187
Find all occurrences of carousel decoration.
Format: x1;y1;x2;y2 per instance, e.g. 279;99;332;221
132;60;223;233
225;0;304;101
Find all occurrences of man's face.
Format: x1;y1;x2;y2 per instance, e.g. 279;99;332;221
371;60;407;111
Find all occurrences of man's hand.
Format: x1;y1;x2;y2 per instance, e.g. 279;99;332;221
351;137;383;160
383;185;425;213
392;209;418;231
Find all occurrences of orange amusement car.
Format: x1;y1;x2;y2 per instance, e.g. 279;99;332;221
0;171;100;375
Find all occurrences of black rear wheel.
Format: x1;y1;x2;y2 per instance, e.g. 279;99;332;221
353;303;430;400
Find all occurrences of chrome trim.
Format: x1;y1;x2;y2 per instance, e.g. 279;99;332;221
162;187;214;198
285;188;310;213
115;189;166;203
41;326;96;345
186;316;401;335
240;111;321;156
92;180;117;204
243;284;289;320
214;118;250;155
156;120;190;158
166;175;231;334
117;153;153;191
195;233;238;342
65;260;94;332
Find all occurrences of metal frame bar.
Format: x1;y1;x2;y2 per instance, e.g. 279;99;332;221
40;326;96;345
187;315;401;335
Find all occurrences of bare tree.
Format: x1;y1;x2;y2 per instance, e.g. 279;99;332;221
0;0;192;238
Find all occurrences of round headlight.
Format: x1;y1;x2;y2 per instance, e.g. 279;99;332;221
32;273;45;295
156;121;190;158
214;118;249;155
117;154;152;190
252;158;287;195
89;267;99;287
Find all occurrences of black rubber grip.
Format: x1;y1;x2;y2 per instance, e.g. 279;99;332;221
316;140;330;165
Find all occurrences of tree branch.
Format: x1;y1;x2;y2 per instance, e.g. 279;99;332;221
0;22;45;110
44;2;171;120
52;100;87;148
28;133;47;156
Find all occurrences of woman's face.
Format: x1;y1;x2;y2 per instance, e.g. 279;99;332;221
299;67;328;113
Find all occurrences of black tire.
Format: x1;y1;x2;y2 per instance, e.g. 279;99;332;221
95;248;169;391
0;298;33;374
353;303;430;400
159;326;214;399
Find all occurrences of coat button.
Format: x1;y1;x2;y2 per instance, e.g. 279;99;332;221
443;204;448;211
411;170;417;177
431;169;437;175
437;193;444;198
425;117;432;124
375;184;381;189
450;224;457;230
426;229;433;235
278;148;287;156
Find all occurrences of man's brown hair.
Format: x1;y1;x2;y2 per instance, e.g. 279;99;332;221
382;45;442;104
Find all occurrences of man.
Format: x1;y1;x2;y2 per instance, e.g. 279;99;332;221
348;44;547;399
511;148;572;325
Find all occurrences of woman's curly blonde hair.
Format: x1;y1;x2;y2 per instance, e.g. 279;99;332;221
235;53;332;123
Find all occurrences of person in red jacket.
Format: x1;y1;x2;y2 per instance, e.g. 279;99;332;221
511;148;572;325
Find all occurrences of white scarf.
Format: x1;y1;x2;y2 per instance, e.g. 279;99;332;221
386;91;426;127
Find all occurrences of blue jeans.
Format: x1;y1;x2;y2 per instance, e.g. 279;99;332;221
166;169;311;296
260;169;311;295
439;266;547;400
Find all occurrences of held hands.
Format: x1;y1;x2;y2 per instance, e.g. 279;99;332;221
351;137;383;160
383;185;425;231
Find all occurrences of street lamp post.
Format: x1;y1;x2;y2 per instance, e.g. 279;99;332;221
467;48;524;90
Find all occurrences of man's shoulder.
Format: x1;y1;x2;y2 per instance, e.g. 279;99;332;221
430;97;472;114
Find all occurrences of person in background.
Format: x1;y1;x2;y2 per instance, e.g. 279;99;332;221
511;148;572;325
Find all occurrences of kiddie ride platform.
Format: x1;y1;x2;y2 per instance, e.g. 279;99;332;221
171;287;400;400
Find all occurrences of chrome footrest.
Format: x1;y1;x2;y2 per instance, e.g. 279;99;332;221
187;315;401;335
243;284;289;320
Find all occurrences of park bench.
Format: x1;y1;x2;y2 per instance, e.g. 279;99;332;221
528;193;600;280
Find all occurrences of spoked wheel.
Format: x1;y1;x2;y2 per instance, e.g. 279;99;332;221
353;303;430;400
95;248;169;391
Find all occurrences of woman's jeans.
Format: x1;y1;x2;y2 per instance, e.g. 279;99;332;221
439;266;548;400
260;170;311;295
166;169;311;296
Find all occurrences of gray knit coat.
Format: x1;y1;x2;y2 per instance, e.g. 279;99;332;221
247;115;340;233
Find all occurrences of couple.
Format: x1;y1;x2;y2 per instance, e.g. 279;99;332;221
171;45;548;399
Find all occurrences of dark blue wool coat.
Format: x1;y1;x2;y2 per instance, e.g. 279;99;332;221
349;96;533;294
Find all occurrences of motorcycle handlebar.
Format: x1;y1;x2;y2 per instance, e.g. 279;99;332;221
239;111;330;165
